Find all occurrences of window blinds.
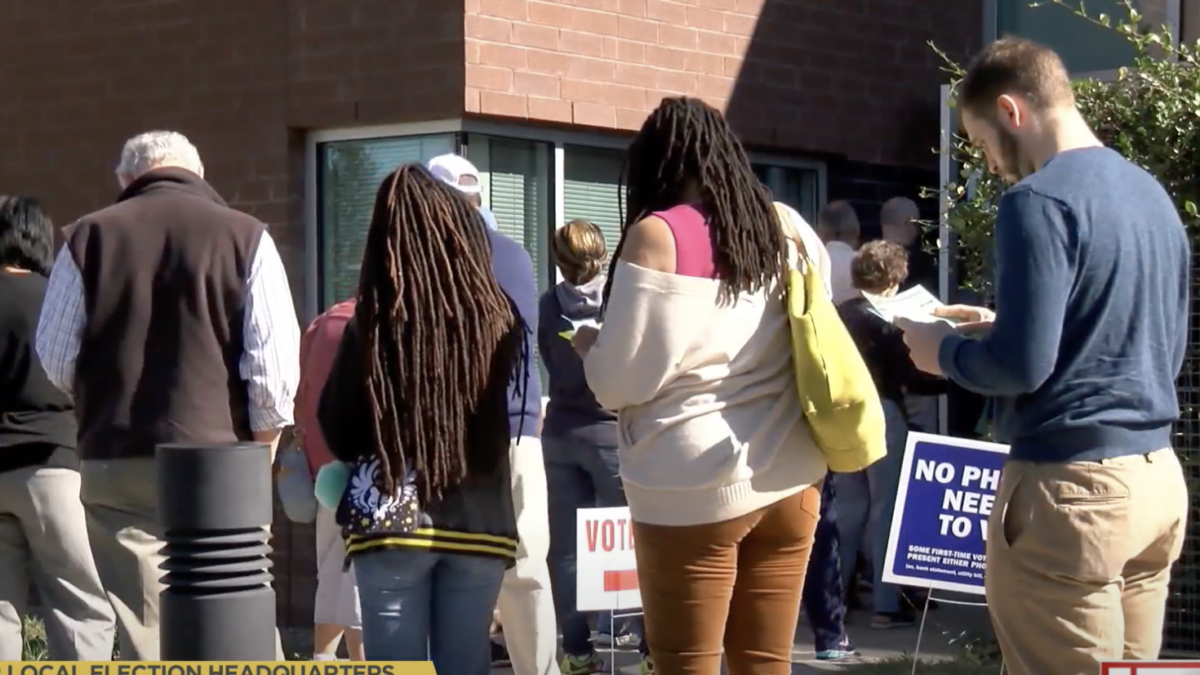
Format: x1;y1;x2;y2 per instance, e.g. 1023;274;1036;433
482;137;551;388
563;145;625;254
319;135;455;308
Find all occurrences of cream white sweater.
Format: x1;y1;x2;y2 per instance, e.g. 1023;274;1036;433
584;223;831;526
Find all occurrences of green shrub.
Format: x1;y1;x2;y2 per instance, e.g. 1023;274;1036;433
928;0;1200;298
20;615;120;661
21;616;48;661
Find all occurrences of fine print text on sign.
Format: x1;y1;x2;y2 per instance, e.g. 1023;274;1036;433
576;506;641;611
882;432;1009;596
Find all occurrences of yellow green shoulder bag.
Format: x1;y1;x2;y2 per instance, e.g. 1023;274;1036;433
775;203;887;473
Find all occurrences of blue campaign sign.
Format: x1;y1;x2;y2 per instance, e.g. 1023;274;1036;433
882;432;1010;595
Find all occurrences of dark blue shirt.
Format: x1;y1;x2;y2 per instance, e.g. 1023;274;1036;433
938;147;1189;463
537;287;617;445
487;228;543;439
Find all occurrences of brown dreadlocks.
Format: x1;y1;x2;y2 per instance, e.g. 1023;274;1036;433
602;96;785;308
354;164;526;502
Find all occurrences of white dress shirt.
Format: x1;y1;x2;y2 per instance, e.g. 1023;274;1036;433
35;231;300;431
825;240;859;305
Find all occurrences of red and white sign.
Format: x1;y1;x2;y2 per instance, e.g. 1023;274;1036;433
1101;662;1200;674
576;507;641;611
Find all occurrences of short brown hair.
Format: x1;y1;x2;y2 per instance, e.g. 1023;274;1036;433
959;37;1074;117
850;241;909;295
554;219;607;285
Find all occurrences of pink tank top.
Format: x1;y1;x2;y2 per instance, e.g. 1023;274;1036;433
651;204;717;279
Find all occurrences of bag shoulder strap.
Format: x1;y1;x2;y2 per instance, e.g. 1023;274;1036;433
773;202;825;279
774;202;805;259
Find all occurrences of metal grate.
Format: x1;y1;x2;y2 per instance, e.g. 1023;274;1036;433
1164;257;1200;654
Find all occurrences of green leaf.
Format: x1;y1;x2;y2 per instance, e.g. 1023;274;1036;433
928;0;1200;297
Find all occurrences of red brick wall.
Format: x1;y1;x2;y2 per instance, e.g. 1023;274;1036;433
0;0;980;628
0;0;465;627
465;0;982;166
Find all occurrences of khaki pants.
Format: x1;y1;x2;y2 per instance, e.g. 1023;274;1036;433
0;448;116;660
986;448;1188;675
498;437;561;675
314;506;361;628
81;458;286;661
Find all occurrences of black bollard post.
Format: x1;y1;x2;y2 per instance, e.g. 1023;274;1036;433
157;442;277;660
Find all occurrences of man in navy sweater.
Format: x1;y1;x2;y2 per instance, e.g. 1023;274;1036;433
897;39;1189;675
427;155;561;675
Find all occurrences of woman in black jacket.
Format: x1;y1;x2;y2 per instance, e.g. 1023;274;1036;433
0;197;115;659
835;241;948;629
538;219;649;674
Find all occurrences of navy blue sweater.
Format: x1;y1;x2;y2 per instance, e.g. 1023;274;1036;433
487;228;543;439
939;147;1189;463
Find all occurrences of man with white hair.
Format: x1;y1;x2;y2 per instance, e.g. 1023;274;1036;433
815;200;862;305
880;196;941;438
426;154;561;675
880;196;937;294
36;130;301;660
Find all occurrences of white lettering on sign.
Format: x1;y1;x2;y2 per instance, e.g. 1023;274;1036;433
883;432;1013;598
914;459;956;484
960;465;1001;491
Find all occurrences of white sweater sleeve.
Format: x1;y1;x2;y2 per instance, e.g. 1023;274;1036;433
584;261;717;411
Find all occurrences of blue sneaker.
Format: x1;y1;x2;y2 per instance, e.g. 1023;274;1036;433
815;635;859;661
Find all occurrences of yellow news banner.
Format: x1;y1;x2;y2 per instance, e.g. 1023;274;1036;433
0;664;436;675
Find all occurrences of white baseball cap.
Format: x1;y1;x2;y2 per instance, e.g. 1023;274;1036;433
426;154;481;195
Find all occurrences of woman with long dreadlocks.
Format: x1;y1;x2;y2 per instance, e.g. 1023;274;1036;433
574;97;832;675
317;164;537;672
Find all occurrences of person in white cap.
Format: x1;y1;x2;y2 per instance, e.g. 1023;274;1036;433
426;154;561;675
427;154;499;230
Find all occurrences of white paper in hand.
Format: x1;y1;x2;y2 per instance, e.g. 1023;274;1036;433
863;286;958;326
559;317;600;340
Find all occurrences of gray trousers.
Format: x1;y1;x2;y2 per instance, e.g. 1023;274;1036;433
81;457;285;661
0;448;116;660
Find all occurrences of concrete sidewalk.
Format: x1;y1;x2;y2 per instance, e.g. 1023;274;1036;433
490;599;992;674
792;601;989;672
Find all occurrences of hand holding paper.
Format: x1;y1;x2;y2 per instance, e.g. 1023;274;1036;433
570;324;600;357
933;305;995;337
864;285;958;327
559;316;599;340
894;316;954;375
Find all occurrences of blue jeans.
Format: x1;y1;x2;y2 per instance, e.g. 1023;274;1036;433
870;400;909;614
832;400;908;615
543;432;647;656
832;470;870;597
800;478;848;652
354;548;505;673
